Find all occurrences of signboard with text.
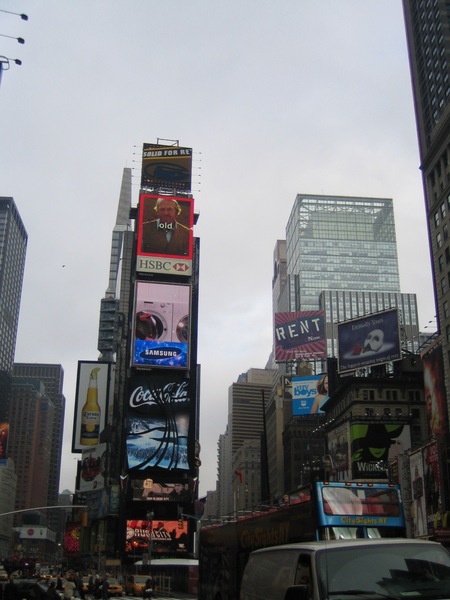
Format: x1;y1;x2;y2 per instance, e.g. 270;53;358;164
274;310;326;362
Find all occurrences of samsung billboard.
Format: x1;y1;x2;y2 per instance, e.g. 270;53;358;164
337;308;401;373
132;280;191;370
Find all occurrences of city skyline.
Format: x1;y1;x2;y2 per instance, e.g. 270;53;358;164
0;1;436;495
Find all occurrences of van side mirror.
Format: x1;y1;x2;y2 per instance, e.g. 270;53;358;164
284;584;308;600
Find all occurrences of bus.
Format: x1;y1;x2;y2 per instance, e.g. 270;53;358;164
198;481;406;600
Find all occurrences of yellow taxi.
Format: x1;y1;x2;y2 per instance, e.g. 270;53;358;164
124;575;148;596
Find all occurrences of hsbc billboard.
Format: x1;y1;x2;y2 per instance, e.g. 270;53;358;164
136;193;194;276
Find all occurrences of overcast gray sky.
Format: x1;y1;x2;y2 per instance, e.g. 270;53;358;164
0;0;436;496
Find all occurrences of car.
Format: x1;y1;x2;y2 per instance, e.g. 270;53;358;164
106;578;123;597
14;579;42;600
240;539;450;600
124;575;148;597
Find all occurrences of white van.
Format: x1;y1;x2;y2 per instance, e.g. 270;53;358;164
240;538;450;600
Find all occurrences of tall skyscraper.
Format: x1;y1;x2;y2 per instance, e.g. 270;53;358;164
12;363;65;533
286;194;401;311
402;1;450;512
0;197;27;419
402;1;450;421
285;194;420;354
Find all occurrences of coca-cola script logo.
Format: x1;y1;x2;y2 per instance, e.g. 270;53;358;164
129;381;189;408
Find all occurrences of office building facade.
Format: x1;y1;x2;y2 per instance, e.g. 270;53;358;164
12;364;65;535
0;198;27;419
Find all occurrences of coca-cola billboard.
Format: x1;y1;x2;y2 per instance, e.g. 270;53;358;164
126;375;195;474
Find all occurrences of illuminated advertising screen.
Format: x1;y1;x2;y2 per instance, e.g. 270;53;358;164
292;374;329;415
126;375;193;473
64;523;80;556
132;281;191;369
274;310;326;362
141;143;192;191
72;362;111;453
136;193;194;276
350;422;410;479
126;518;188;554
131;478;192;502
337;308;401;373
422;338;448;437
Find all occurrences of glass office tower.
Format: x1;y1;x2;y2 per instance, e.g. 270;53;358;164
286;195;401;311
0;198;27;418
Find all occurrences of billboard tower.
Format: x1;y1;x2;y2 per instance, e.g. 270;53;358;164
73;142;200;568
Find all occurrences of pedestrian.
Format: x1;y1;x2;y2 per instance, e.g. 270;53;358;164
47;581;60;600
63;577;76;600
100;577;109;600
4;576;18;600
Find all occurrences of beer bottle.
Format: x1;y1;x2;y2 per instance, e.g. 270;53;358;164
80;367;101;445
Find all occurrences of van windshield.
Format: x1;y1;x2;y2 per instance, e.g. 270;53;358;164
317;543;450;599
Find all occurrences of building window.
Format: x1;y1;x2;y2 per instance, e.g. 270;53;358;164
435;211;441;226
439;254;445;271
442;276;447;294
437;232;442;248
444;223;449;240
365;407;374;417
445;301;450;319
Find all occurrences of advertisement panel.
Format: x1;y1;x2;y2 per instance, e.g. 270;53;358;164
131;478;192;502
126;375;193;473
85;485;120;521
423;442;441;535
292;374;329;415
132;281;191;370
274;310;326;362
350;422;410;479
126;518;188;554
327;422;350;480
337;308;401;373
72;362;110;453
410;449;427;537
0;422;8;459
16;527;56;542
79;443;107;492
136;193;194;276
421;338;448;437
141;143;192;192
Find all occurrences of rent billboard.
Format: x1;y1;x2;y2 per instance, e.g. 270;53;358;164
136;193;194;276
125;375;194;473
337;308;401;373
292;374;329;415
72;362;111;453
132;281;191;370
141;143;193;191
274;310;326;362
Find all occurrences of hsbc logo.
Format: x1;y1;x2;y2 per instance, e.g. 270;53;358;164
137;257;192;275
173;263;189;272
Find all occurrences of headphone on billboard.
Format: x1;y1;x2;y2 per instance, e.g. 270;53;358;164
154;197;182;215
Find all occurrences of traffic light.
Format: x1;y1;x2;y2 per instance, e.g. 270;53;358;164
178;517;184;530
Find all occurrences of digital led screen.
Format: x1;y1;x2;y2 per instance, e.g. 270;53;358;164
132;281;191;369
126;375;193;473
126;519;188;554
141;143;192;191
136;193;194;276
131;478;192;502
